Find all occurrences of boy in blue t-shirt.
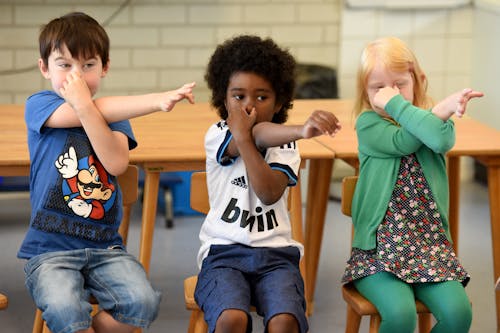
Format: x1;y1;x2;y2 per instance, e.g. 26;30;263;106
18;12;195;333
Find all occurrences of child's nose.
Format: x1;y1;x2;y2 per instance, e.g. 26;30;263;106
243;100;255;112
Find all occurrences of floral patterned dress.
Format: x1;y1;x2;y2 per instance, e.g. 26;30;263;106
342;154;469;286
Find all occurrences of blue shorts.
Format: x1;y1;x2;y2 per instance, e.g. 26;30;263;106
24;248;161;333
195;244;308;333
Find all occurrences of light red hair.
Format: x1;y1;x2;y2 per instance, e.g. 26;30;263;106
354;36;433;117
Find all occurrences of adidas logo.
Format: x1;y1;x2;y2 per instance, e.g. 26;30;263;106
231;176;248;189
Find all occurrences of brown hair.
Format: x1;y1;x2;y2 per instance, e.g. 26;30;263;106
39;12;109;68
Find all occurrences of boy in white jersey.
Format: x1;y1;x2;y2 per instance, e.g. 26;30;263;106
195;35;341;333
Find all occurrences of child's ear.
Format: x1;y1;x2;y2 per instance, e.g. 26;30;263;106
274;103;283;114
38;58;50;79
101;61;110;78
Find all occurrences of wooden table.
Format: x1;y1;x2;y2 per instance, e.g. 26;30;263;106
0;105;30;176
300;99;500;331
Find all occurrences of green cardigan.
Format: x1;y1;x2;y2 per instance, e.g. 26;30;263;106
351;94;455;250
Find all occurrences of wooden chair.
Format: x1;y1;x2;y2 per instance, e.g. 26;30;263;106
32;165;140;333
184;171;306;333
340;175;432;333
0;293;8;310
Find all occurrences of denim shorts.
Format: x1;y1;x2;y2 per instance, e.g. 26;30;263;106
24;248;161;333
195;244;308;333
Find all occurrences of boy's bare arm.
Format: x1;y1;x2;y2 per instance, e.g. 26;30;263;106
253;110;341;150
232;126;289;206
45;81;196;128
226;108;341;205
224;106;288;205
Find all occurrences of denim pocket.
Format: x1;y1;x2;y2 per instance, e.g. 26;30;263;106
194;275;218;307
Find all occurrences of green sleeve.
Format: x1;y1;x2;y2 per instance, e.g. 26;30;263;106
357;111;423;158
385;95;455;154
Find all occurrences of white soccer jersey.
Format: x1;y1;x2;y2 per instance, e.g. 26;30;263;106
197;121;303;268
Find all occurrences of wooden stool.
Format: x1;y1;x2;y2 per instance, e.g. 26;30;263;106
184;275;209;333
0;293;8;310
342;283;432;333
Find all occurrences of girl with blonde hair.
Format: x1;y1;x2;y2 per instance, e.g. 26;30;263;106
342;36;483;333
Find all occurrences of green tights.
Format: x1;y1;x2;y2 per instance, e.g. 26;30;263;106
353;272;472;333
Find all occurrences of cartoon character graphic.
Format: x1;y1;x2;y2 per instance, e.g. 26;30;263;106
55;146;116;219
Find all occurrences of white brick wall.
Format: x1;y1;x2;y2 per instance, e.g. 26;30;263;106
1;1;481;181
0;0;341;104
471;3;500;131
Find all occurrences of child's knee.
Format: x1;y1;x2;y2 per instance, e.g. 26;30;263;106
43;298;92;332
121;287;161;321
379;304;417;332
216;309;249;333
434;301;472;332
267;313;299;333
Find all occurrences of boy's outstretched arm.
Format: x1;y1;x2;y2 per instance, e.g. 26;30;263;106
431;88;484;121
45;81;196;128
253;110;341;150
300;109;342;138
95;81;196;117
226;109;340;205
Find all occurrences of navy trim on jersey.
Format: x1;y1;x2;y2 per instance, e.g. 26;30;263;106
216;130;235;166
280;141;297;149
270;162;298;186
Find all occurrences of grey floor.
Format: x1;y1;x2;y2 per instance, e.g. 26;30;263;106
0;178;495;332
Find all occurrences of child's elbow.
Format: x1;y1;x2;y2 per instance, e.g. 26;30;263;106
114;164;130;177
433;146;452;154
258;190;282;206
254;175;288;205
105;158;130;177
261;196;279;206
429;138;454;154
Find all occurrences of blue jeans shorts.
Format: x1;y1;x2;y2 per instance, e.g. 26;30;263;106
24;248;161;333
194;244;308;333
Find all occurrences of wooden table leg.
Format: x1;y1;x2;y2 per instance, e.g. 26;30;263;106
475;156;500;332
289;179;308;316
486;162;500;332
304;158;334;315
447;156;461;254
138;170;160;275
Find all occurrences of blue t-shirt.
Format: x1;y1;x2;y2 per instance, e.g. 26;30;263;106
18;90;137;259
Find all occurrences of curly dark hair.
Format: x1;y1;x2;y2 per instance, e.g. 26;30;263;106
205;35;296;124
